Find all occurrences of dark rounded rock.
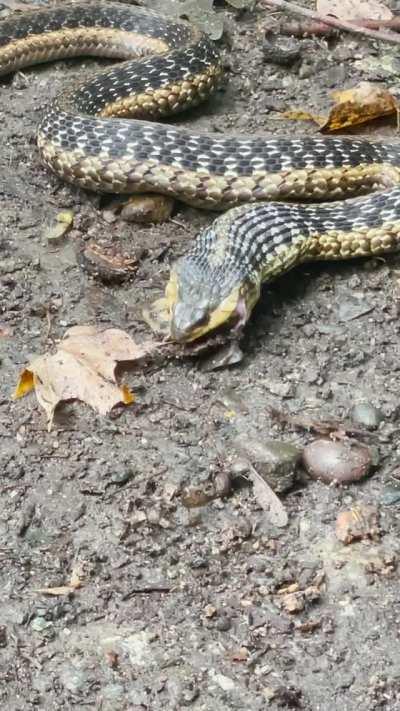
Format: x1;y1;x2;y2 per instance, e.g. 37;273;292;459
263;35;302;66
215;615;232;632
302;439;372;484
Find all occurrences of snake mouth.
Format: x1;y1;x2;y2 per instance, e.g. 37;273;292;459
165;269;259;343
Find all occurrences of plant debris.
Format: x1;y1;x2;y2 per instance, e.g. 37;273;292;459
284;81;399;130
316;0;393;22
13;326;157;429
246;463;289;527
43;210;74;244
335;505;380;544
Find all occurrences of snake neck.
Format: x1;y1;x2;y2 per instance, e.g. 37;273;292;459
167;208;264;341
168;189;400;341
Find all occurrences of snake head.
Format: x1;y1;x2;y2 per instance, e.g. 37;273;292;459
165;253;260;343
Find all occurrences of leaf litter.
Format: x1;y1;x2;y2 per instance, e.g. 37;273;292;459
13;326;158;430
246;463;289;528
43;210;74;245
316;0;393;22
284;81;399;131
36;561;86;597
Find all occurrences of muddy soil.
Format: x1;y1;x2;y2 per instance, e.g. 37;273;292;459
1;1;400;709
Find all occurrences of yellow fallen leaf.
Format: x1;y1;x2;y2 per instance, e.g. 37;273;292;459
325;83;398;130
14;368;35;397
13;326;157;429
282;109;326;124
284;81;398;132
224;410;237;419
43;210;74;244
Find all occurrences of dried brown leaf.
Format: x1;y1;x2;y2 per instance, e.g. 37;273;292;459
325;82;398;130
60;326;152;379
285;81;398;131
13;326;157;429
247;464;288;527
316;0;393;21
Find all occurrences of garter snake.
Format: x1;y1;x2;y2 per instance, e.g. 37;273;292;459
1;1;400;341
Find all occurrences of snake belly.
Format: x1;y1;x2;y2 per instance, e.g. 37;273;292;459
1;2;400;341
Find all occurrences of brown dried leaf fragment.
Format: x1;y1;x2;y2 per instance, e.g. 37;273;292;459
13;326;157;429
36;562;85;597
316;0;393;22
285;81;398;131
78;240;137;282
247;463;289;527
335;505;380;544
324;82;398;130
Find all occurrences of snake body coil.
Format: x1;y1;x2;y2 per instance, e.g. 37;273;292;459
1;1;400;341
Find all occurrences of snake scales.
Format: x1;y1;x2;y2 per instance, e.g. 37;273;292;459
1;2;400;341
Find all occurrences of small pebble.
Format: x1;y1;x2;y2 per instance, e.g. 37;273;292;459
381;486;400;506
111;469;133;486
302;439;372;484
215;615;232;632
31;617;52;633
281;592;305;614
204;604;217;618
335;505;380;544
350;402;384;429
0;626;7;647
263;35;302;66
214;469;232;497
189;555;208;569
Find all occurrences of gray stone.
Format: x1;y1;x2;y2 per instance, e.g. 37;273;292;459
233;436;301;493
350;402;384;429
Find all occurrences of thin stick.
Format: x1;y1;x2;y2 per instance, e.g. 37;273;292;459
278;18;400;38
262;0;400;44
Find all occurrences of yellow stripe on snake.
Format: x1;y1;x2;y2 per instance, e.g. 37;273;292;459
1;1;400;341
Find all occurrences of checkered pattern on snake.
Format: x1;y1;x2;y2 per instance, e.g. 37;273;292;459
1;1;400;340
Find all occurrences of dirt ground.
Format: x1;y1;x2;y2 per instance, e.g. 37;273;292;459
2;0;400;709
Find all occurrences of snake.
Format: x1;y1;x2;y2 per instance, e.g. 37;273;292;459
1;2;400;342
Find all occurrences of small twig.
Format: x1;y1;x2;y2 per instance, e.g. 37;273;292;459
262;0;400;44
278;17;400;38
121;585;171;599
360;17;400;30
170;218;190;231
268;406;373;441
